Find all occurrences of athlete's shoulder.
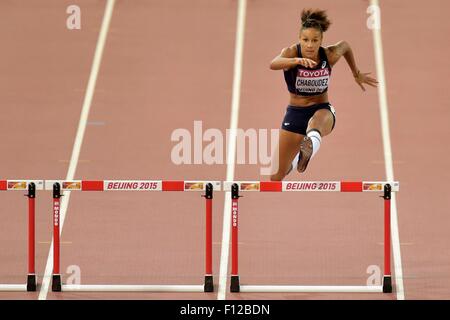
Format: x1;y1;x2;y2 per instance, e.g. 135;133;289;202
325;41;348;53
280;44;299;58
324;41;349;66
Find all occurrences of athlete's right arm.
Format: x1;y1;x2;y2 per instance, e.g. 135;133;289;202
269;46;317;70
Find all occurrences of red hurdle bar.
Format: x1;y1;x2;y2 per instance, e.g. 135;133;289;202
0;180;40;292
52;182;62;291
203;183;213;292
26;183;37;291
48;180;217;292
383;184;392;293
230;183;240;292
226;181;398;293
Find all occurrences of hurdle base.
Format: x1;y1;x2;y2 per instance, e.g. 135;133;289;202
383;276;392;293
61;284;205;292
52;274;61;292
27;274;37;292
230;275;240;292
238;285;383;293
204;275;214;292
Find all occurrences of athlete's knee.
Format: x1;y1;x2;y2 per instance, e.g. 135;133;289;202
307;109;335;137
308;109;334;136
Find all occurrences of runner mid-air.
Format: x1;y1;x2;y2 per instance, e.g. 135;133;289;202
269;8;378;181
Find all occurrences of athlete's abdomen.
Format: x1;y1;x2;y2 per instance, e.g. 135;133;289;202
288;91;329;107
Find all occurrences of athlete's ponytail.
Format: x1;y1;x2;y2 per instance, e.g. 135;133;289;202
301;9;331;33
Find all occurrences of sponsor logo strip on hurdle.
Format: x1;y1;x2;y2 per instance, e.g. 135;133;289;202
44;180;221;191
0;180;44;191
362;181;400;192
223;181;399;192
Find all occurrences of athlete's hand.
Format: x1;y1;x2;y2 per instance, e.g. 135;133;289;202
296;58;318;68
354;70;378;91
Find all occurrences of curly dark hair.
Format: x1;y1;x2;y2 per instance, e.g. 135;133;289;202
301;9;331;33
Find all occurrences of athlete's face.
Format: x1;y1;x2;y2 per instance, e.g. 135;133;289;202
299;28;322;59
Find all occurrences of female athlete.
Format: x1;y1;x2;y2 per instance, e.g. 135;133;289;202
269;9;378;181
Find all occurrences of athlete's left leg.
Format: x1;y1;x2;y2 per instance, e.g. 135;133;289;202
296;108;335;172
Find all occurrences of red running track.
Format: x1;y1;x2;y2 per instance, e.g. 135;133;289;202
0;0;449;300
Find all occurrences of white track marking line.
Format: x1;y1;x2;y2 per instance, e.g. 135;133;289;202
38;0;116;300
370;0;405;300
217;0;247;300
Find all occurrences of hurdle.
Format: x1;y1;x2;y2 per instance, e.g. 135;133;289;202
223;180;399;294
0;180;44;292
45;180;220;293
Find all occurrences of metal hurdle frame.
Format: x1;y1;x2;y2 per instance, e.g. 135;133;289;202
46;179;219;293
224;180;399;294
0;180;44;292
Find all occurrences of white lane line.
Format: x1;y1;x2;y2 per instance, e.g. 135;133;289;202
370;0;405;300
217;0;247;300
38;0;116;300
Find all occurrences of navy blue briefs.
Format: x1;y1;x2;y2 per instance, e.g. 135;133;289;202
281;103;336;135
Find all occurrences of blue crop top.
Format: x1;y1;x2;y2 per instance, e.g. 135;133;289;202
283;44;332;96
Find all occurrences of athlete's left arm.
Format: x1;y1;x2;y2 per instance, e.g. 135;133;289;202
326;41;378;91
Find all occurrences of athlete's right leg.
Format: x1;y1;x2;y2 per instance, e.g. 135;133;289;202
297;107;336;173
270;129;304;181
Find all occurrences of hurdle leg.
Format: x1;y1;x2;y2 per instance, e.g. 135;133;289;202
26;183;37;291
51;183;62;292
203;183;214;292
230;183;240;292
382;184;392;293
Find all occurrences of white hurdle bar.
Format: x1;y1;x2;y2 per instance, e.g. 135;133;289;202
225;180;399;294
0;284;28;292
